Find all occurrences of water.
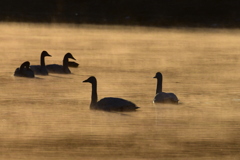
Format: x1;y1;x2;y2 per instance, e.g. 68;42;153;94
0;23;239;160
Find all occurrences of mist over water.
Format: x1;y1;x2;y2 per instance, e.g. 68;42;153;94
0;23;239;160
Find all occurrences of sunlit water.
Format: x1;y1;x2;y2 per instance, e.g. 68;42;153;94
0;23;239;160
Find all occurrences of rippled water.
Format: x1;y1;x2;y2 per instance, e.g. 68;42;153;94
0;23;239;160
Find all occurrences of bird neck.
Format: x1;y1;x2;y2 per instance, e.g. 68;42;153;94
62;57;71;73
63;57;68;68
41;55;45;67
90;81;98;109
20;63;26;73
156;78;162;94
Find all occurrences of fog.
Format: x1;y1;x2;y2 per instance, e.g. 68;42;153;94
0;23;239;160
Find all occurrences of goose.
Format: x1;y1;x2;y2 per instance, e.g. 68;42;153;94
14;61;35;78
30;51;51;75
83;76;139;111
46;53;76;74
153;72;178;104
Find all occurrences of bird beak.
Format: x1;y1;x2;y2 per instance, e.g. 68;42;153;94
83;79;88;83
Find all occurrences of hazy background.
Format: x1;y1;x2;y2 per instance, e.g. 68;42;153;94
0;1;240;160
0;23;239;160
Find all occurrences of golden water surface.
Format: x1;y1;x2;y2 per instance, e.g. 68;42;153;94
0;23;239;160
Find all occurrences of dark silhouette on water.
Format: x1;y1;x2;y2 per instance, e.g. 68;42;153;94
83;76;139;111
30;51;51;75
14;61;35;78
68;61;79;68
46;53;76;74
153;72;178;104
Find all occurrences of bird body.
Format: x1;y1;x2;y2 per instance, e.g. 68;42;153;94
14;61;35;78
95;97;138;111
83;76;139;111
46;53;76;74
46;64;71;74
68;61;79;68
154;92;178;104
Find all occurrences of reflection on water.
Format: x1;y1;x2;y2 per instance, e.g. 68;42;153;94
0;23;239;159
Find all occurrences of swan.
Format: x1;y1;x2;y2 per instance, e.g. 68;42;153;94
153;72;179;104
14;61;35;78
83;76;139;111
46;53;76;74
30;51;51;75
